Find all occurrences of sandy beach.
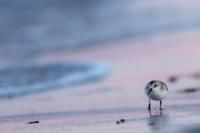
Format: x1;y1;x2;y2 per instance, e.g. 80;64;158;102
1;0;200;132
1;29;200;132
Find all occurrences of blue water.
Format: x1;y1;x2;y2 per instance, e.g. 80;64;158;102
0;61;110;98
0;0;200;59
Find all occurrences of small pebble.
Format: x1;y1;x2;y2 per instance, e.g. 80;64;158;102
116;121;120;124
120;119;126;123
181;88;198;93
192;73;200;79
26;120;39;124
116;119;126;125
168;76;178;83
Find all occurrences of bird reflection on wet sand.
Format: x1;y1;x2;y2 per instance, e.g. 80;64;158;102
147;110;169;133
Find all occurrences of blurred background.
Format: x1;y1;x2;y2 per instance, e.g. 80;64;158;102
1;0;200;100
1;0;200;60
2;1;200;132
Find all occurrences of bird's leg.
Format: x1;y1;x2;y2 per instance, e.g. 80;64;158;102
160;109;163;116
148;99;151;111
148;109;152;117
159;101;164;110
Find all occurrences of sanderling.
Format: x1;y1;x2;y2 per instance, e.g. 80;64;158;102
145;80;168;110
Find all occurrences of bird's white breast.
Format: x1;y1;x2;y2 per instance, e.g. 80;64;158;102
148;87;168;101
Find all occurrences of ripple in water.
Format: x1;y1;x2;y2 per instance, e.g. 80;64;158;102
0;61;110;99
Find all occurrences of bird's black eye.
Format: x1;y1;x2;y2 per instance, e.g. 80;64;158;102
154;84;158;87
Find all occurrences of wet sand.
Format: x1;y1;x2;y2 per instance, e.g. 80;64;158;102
1;29;200;132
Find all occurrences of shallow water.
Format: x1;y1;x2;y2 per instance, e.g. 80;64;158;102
0;61;110;98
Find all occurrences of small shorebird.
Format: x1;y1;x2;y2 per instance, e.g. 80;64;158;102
145;80;168;110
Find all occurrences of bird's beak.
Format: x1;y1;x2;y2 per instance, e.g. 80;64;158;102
148;88;153;95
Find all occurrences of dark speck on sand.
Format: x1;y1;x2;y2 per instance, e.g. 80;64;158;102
116;121;120;125
26;120;39;124
116;119;126;125
180;88;200;93
168;76;178;83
